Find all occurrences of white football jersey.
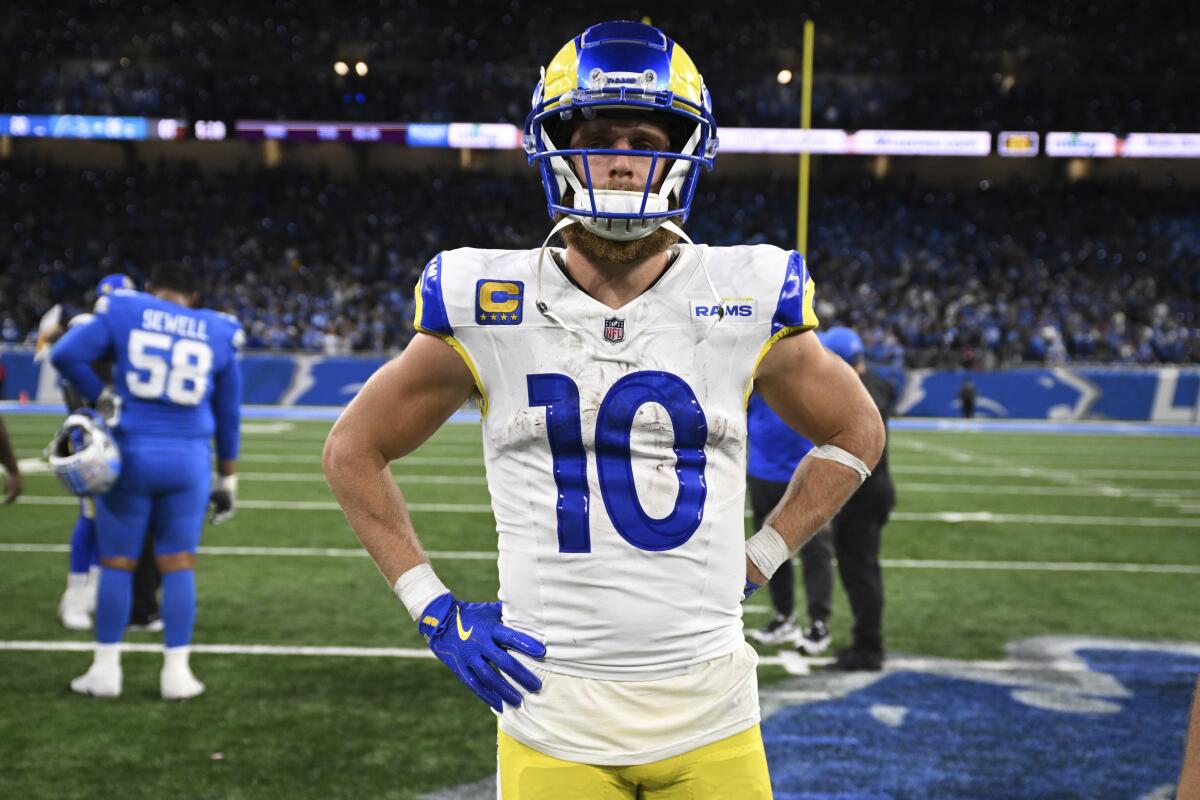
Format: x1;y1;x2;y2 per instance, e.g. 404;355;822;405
415;243;817;681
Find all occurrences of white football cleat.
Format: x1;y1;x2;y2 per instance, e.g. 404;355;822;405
58;587;93;631
70;663;122;698
161;666;205;701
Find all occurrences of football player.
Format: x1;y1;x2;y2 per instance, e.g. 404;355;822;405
37;273;150;630
51;263;243;700
323;20;884;798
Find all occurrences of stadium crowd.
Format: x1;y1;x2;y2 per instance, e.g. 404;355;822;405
3;1;1195;131
2;160;1196;366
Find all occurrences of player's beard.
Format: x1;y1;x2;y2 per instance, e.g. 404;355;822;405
558;181;680;266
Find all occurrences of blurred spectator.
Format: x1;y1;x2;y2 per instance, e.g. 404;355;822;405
958;379;976;418
1;161;1196;363
1;2;1195;132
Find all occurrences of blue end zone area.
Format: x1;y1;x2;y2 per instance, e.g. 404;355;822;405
5;403;1199;435
763;644;1198;798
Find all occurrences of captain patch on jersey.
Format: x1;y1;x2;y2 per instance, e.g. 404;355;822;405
475;280;524;325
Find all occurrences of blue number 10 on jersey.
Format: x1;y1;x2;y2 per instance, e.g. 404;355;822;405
527;370;708;554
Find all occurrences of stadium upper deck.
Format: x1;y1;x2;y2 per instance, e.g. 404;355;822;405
2;1;1196;130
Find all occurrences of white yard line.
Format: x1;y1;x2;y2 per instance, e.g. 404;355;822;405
5;639;1194;674
895;437;1200;515
898;482;1200;499
888;511;1199;527
3;542;1197;573
235;472;487;485
892;464;1200;480
12;494;1200;526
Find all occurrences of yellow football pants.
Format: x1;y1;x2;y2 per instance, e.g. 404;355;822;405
498;724;773;799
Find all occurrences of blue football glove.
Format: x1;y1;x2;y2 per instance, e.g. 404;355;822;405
418;593;547;713
743;580;761;601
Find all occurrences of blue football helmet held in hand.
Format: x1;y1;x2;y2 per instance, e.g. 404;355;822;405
419;593;547;713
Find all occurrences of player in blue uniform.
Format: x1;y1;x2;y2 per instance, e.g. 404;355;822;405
51;263;243;700
39;273;138;630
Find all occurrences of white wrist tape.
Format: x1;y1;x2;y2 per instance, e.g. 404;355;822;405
745;523;791;581
217;475;238;495
393;563;450;622
809;444;871;485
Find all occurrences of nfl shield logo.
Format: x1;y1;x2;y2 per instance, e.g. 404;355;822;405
603;317;625;344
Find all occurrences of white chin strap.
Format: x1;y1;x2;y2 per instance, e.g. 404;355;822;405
572;189;670;241
535;216;725;342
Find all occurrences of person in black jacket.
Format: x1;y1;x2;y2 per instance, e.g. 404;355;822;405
805;326;897;671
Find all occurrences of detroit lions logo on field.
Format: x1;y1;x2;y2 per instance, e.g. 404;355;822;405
690;297;757;323
475;280;523;326
761;637;1198;799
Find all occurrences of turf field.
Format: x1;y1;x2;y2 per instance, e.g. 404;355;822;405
1;411;1197;798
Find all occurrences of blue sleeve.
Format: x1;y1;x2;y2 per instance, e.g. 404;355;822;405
50;317;112;403
414;253;453;336
771;251;820;334
211;350;242;461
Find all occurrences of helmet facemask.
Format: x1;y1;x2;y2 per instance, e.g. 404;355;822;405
539;110;705;246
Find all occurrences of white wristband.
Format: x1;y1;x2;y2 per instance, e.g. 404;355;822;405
393;563;450;622
745;523;791;581
217;475;238;495
809;444;871;485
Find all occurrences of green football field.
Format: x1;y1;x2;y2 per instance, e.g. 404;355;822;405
1;412;1197;798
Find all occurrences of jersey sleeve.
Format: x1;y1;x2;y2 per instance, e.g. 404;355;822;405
413;253;453;337
770;251;819;336
412;252;489;414
211;318;243;461
49;315;113;403
743;249;821;407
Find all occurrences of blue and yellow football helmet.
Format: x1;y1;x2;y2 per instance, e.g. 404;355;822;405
523;20;719;240
96;273;135;295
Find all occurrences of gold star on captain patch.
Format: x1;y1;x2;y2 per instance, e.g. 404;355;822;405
490;314;499;320
478;314;486;322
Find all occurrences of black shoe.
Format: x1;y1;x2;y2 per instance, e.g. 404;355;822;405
797;619;831;655
832;646;884;672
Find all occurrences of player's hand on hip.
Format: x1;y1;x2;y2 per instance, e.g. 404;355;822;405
93;386;122;427
418;593;546;713
209;475;237;525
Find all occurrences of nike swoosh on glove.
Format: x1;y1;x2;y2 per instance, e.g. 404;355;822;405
418;593;546;713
